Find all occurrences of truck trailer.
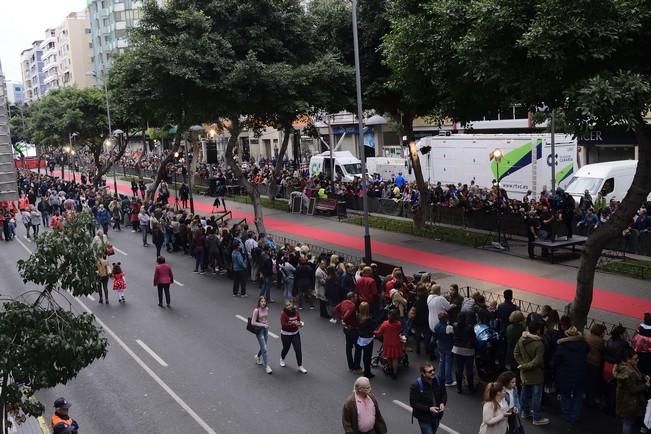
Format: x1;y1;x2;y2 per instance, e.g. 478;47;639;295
415;134;577;198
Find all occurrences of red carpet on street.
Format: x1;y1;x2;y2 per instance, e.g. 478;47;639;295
55;171;651;319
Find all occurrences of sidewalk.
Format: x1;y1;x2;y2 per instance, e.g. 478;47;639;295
8;416;47;434
50;170;647;328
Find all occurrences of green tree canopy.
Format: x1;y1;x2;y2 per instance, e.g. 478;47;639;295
383;0;651;327
3;212;108;433
109;0;225;197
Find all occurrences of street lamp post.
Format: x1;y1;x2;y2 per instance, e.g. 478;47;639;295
87;71;112;138
188;125;203;215
352;0;372;263
112;129;124;197
68;132;78;182
173;151;179;210
490;148;505;249
62;145;71;181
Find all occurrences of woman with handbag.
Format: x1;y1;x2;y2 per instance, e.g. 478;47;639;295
251;296;273;374
497;371;523;434
479;382;510;434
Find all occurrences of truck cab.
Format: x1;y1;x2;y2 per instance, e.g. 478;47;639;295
564;160;645;203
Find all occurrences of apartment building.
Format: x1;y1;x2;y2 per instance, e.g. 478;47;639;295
20;11;94;99
41;28;59;94
56;11;94;90
87;0;145;83
5;81;24;105
20;41;45;104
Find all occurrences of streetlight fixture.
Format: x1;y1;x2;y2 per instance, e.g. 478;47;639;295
490;148;506;250
188;125;203;214
352;0;372;263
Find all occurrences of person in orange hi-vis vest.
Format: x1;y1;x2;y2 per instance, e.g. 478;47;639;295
51;397;79;434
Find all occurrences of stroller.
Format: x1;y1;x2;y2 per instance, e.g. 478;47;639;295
371;336;410;376
474;322;504;383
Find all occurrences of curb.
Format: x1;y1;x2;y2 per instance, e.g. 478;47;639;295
37;416;50;434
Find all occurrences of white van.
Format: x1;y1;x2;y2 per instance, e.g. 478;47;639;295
308;151;363;182
564;160;651;203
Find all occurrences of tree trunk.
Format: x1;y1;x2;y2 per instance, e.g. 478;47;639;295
267;125;292;201
224;118;267;234
403;112;428;226
1;371;9;434
92;138;129;186
136;127;148;178
147;132;182;201
571;123;651;329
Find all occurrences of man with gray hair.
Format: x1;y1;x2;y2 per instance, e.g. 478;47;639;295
342;377;388;434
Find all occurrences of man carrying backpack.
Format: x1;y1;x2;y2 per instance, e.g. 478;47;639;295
409;361;447;434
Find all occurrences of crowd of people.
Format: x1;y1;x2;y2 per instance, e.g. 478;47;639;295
9;168;651;434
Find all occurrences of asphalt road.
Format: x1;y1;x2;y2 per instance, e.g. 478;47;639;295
0;222;620;434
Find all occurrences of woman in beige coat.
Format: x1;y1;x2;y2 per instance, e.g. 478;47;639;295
479;382;510;434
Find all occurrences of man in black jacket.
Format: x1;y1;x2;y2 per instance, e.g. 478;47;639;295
409;362;447;434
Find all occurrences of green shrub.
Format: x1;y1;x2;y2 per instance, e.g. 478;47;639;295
600;259;651;280
345;215;494;247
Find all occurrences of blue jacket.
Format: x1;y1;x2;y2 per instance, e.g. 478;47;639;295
96;208;110;225
433;321;454;353
232;249;247;272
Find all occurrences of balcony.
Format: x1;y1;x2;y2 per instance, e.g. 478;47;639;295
43;72;59;85
43;61;58;73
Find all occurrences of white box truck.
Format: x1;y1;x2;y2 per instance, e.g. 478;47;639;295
416;134;577;198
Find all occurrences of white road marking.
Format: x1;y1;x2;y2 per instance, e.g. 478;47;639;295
15;236;32;255
235;314;278;339
87;294;95;301
18;242;217;434
174;280;185;287
392;400;462;434
136;339;169;367
114;246;128;256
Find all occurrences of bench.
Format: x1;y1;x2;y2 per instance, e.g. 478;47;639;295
315;198;337;215
532;235;587;263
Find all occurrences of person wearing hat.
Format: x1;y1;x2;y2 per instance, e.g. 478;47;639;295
51;397;79;433
552;325;589;423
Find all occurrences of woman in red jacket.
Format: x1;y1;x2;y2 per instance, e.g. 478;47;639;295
280;300;307;374
374;309;404;379
153;256;174;307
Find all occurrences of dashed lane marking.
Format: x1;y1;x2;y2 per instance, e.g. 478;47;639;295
235;314;279;339
18;241;217;434
392;400;462;434
136;339;169;367
15;236;32;254
174;280;185;287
